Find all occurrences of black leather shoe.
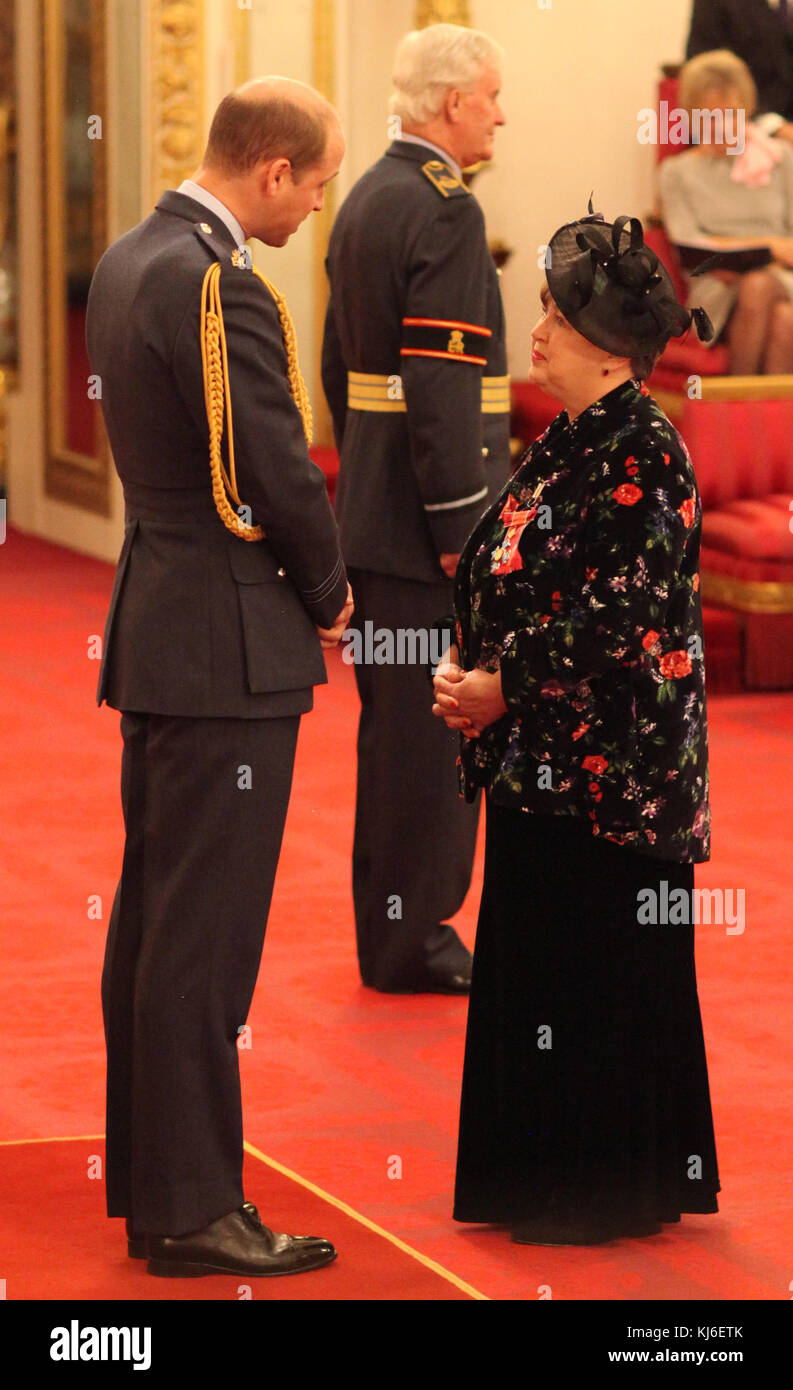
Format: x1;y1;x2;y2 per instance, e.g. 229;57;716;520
421;966;471;994
511;1218;611;1246
379;963;472;994
146;1202;337;1278
125;1218;147;1260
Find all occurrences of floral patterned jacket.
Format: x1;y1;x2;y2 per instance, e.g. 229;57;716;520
454;378;711;862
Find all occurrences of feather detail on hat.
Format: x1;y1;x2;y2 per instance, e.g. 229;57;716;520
546;201;713;356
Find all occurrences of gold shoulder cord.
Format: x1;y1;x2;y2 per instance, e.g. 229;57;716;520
199;261;314;541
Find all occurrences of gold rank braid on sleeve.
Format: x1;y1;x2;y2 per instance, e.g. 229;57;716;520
199;261;314;542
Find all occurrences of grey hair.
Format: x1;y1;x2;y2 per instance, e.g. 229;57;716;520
389;23;504;126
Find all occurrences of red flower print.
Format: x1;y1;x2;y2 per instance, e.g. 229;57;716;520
585;566;598;581
589;782;603;801
663;453;670;466
614;483;642;506
642;630;660;652
659;650;692;680
693;573;700;592
572;722;590;741
679;497;696;528
626;465;639;476
625;456;636;467
582;755;609;775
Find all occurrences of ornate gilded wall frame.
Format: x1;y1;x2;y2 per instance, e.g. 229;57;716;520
416;0;472;27
43;0;110;515
147;0;205;206
312;0;336;446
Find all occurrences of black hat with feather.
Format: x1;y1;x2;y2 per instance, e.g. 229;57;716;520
545;200;714;357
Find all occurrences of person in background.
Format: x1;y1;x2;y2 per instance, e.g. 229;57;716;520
433;207;720;1244
660;50;793;373
322;24;510;994
687;0;793;140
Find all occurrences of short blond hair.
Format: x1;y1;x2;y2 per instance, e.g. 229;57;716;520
678;49;757;118
389;23;503;126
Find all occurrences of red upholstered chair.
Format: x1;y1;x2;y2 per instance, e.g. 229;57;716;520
657;69;684;165
681;396;793;688
643;223;731;402
510;380;560;456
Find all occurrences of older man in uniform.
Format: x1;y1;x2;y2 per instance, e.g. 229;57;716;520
87;78;352;1278
322;24;509;994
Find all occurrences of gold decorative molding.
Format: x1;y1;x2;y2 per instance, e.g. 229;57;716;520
232;2;250;88
653;374;793;421
148;0;205;205
701;570;793;615
43;0;110;515
312;0;336;447
698;373;793;402
416;0;472;27
0;365;16;497
650;387;686;423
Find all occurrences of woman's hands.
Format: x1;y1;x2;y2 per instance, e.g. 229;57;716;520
432;652;508;739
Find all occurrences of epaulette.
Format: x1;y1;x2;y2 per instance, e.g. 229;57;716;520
192;221;253;270
420;159;470;199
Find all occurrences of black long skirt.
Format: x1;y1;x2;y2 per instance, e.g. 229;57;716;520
453;802;720;1242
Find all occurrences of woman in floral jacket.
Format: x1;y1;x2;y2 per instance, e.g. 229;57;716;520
433;208;721;1245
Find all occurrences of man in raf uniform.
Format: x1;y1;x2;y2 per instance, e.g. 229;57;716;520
87;78;352;1278
322;24;510;994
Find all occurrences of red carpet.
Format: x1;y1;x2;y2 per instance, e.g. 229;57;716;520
1;524;791;1302
0;1138;474;1300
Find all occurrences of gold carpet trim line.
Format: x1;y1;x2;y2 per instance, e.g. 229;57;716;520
243;1140;488;1300
0;1134;105;1145
0;1135;488;1299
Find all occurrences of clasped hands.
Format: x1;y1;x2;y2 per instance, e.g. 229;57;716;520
432;646;508;739
317;583;354;649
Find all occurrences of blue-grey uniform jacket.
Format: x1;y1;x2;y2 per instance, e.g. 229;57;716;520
322;140;511;582
87;190;348;718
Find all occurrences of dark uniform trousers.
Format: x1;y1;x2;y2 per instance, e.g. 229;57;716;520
347;570;479;990
102;711;299;1235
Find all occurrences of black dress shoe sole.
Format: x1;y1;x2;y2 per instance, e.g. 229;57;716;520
373;978;471;995
146;1248;338;1278
128;1236;147;1260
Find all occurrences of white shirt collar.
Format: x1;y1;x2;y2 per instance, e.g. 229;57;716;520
177;179;247;248
396;134;463;182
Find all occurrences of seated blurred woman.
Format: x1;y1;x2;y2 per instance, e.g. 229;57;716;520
432;207;720;1244
660;49;793;374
